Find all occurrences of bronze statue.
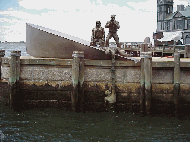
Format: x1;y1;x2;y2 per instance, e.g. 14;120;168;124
105;15;120;47
90;21;105;47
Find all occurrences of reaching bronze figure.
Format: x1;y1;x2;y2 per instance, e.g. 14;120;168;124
105;15;120;47
90;21;105;47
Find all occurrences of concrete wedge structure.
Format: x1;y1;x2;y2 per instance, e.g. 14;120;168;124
26;23;112;60
26;23;140;62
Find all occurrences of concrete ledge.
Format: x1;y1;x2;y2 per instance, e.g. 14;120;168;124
2;56;190;67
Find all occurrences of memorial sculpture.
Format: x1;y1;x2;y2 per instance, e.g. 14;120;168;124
105;15;120;47
90;21;105;47
26;23;110;60
26;16;138;62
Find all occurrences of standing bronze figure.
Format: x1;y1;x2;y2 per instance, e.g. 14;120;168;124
90;21;105;47
105;15;120;47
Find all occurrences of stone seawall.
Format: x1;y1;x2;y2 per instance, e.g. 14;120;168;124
0;54;190;113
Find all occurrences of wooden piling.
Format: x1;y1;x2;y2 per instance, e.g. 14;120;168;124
78;52;84;111
140;53;145;115
174;52;180;115
145;52;152;115
9;51;21;107
71;51;84;112
111;50;116;107
141;52;152;115
185;44;190;58
0;50;5;80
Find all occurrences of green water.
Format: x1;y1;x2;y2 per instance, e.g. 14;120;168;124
0;103;190;141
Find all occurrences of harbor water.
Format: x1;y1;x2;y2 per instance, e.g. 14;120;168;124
0;43;190;141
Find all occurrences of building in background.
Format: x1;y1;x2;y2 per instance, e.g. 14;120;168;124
154;0;190;46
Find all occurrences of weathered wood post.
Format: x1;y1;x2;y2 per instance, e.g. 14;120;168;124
185;44;190;58
140;52;145;115
78;51;84;111
111;49;116;109
141;52;152;115
71;51;84;112
144;52;152;115
9;51;21;107
0;50;5;80
174;52;180;116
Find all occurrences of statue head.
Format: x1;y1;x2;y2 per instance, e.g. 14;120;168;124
111;15;115;21
96;21;101;28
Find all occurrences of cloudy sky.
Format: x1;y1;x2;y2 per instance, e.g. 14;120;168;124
0;0;189;43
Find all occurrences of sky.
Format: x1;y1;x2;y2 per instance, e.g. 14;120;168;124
0;0;189;43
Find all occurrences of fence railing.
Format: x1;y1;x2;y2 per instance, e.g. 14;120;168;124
120;43;190;57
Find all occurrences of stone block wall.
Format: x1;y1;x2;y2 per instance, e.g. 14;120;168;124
1;58;190;109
